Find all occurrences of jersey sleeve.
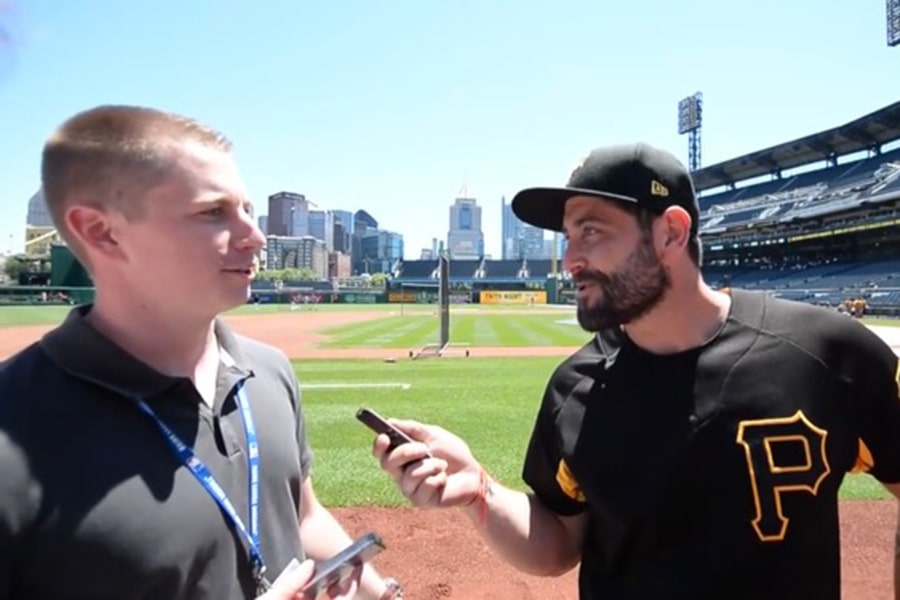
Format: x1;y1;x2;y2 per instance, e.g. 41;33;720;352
522;368;589;517
848;326;900;483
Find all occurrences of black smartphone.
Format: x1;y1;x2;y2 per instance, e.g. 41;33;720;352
302;532;386;598
356;407;415;451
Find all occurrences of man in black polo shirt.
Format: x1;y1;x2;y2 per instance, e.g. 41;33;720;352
373;143;900;598
0;106;404;599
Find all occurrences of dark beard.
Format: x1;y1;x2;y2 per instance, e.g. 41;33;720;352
574;235;670;332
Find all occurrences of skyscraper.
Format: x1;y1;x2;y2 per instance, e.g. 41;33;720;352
501;196;516;259
308;210;335;251
267;191;309;236
501;195;546;259
360;230;404;274
332;210;355;236
26;189;53;227
447;197;483;260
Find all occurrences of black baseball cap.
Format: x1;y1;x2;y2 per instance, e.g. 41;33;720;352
511;142;700;236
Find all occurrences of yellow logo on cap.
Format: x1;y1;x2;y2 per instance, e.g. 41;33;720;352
651;180;669;197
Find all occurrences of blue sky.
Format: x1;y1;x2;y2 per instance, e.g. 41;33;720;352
0;0;897;258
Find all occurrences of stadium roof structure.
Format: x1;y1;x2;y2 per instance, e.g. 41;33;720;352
693;101;900;192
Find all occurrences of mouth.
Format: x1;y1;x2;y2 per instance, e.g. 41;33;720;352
222;267;255;277
574;280;596;294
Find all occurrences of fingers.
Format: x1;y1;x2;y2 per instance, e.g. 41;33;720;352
386;418;435;441
259;559;315;599
325;565;361;599
372;434;431;473
398;457;449;506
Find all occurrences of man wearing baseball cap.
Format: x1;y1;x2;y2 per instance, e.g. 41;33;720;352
373;143;900;598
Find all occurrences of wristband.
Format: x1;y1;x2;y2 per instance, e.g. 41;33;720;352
378;577;403;599
465;466;493;527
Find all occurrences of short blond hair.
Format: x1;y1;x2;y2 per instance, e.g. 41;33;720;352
40;105;232;262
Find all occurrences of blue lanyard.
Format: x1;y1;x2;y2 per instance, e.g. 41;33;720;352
133;383;267;587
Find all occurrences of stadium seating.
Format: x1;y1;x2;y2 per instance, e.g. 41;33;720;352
698;147;900;234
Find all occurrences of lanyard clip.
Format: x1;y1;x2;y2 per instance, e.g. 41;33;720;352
254;562;271;594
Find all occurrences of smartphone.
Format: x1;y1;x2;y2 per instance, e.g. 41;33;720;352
356;407;415;451
302;532;386;598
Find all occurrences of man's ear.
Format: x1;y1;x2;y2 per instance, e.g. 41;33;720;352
65;204;126;262
658;206;691;256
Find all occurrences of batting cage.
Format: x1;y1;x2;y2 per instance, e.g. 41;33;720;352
410;253;469;359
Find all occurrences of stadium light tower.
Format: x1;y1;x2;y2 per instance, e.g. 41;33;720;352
677;92;703;172
888;0;900;46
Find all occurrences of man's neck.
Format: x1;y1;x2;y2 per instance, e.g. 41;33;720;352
621;274;731;355
85;293;220;379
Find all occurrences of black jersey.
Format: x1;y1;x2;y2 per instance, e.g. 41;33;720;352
523;289;900;599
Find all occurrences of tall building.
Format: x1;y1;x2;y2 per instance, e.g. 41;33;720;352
332;210;355;236
501;196;516;259
24;189;62;256
26;189;53;227
447;197;483;260
257;215;268;235
501;195;547;259
308;210;335;251
351;210;379;271
333;220;349;254
267;191;309;236
264;235;328;279
354;210;378;233
329;252;352;279
357;229;403;274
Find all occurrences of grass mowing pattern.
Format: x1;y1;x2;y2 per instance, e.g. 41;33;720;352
297;357;559;506
0;301;570;327
319;313;591;348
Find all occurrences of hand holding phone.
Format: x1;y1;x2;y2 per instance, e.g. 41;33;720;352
301;532;385;598
356;408;416;452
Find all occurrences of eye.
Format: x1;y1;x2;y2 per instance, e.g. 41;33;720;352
203;206;225;217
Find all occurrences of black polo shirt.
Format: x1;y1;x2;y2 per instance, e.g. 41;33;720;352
523;289;900;599
0;306;313;599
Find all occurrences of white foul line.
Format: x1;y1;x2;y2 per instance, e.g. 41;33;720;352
301;382;412;390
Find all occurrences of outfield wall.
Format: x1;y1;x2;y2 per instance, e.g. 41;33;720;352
0;285;94;305
0;283;561;306
478;290;547;304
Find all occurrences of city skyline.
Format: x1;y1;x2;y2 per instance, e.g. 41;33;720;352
2;2;896;261
18;183;561;268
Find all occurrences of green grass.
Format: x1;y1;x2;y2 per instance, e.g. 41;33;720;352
296;358;893;507
297;357;560;506
0;301;568;328
319;312;589;348
0;302;422;327
839;473;892;500
0;305;71;326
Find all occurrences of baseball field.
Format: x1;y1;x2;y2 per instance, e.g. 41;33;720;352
1;303;898;599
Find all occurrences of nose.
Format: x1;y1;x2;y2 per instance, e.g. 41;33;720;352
235;211;266;251
562;241;584;276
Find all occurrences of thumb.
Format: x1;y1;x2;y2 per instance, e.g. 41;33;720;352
387;419;435;442
268;559;315;596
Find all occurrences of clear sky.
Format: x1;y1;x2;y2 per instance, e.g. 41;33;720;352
0;0;897;258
